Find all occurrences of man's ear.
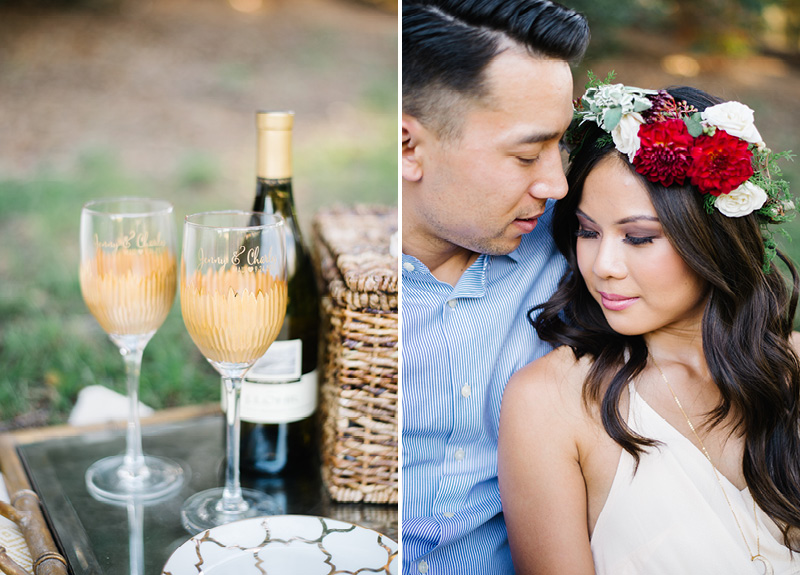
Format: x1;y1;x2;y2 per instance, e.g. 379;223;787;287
402;113;426;182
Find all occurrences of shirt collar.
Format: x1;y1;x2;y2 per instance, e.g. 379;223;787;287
401;249;519;299
505;243;523;263
401;249;519;273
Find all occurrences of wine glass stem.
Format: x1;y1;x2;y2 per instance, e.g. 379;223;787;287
220;376;247;513
127;498;144;575
120;346;148;479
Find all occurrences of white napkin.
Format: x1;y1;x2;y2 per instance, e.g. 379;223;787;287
68;385;154;426
0;473;33;571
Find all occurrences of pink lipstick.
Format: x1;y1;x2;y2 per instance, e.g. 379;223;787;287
598;291;638;311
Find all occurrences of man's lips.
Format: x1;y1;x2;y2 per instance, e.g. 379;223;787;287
513;212;543;233
598;291;639;311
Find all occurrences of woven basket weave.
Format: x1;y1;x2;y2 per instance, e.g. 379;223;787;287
312;204;398;504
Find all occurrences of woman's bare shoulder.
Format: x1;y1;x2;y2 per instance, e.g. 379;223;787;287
504;345;593;423
507;346;591;397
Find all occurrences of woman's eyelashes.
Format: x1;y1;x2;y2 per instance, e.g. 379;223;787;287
575;227;657;245
623;235;655;246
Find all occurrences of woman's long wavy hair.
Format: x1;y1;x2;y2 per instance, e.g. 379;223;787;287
533;86;800;548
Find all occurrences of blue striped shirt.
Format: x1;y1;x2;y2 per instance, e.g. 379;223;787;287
401;202;567;575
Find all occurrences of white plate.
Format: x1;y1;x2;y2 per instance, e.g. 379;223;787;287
161;515;398;575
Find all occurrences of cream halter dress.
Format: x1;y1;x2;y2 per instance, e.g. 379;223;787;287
590;382;799;575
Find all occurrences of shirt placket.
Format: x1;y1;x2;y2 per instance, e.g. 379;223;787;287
430;258;487;525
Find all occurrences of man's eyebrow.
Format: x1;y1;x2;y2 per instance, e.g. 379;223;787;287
512;130;564;146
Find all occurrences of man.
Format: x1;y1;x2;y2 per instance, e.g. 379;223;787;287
401;1;590;573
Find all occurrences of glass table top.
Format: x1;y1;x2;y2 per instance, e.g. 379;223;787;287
16;414;397;575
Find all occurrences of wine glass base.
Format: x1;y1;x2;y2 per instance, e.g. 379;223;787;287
181;487;281;534
86;455;185;503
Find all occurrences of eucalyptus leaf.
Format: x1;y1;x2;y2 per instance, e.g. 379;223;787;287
603;106;622;131
684;116;704;138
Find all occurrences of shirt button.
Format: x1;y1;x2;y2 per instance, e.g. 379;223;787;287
403;262;415;272
454;448;465;461
448;299;457;309
418;560;429;573
461;384;471;398
443;512;455;518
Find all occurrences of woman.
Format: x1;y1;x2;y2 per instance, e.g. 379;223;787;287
498;83;800;574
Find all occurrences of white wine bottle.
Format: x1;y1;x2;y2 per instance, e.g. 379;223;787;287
239;111;319;475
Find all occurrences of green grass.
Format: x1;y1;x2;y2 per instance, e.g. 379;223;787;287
0;112;397;428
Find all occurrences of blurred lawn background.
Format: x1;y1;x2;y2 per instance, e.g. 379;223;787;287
0;0;397;428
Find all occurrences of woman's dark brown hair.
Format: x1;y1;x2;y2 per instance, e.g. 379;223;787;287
533;86;800;547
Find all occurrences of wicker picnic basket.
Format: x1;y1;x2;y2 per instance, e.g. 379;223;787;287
312;204;398;504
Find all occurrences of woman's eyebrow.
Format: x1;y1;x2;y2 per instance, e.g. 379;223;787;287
616;215;660;225
575;208;595;223
576;208;660;226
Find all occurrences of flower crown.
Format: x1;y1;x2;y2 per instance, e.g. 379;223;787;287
567;73;795;269
569;74;795;218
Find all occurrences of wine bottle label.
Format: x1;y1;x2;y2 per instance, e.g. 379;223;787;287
247;339;302;382
221;339;318;423
236;370;318;423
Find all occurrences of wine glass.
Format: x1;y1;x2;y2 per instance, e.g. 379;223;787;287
79;197;185;501
179;210;287;533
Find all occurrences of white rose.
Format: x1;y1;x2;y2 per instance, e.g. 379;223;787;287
612;112;644;162
714;180;768;217
702;101;765;147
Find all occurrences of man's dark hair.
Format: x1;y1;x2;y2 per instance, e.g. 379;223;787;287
403;0;590;138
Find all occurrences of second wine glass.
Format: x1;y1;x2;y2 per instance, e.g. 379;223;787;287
179;211;287;533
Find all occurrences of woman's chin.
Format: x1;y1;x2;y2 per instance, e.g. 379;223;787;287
602;315;648;337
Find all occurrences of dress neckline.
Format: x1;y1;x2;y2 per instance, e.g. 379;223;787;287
627;382;748;494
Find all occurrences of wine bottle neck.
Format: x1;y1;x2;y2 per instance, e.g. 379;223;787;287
255;178;295;217
256;130;292;181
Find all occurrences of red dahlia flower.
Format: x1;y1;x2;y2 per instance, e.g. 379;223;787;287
686;130;754;196
633;119;694;187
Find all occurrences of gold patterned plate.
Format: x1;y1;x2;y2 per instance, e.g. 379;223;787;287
161;515;398;575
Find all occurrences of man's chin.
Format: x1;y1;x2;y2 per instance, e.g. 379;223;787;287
469;235;523;257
